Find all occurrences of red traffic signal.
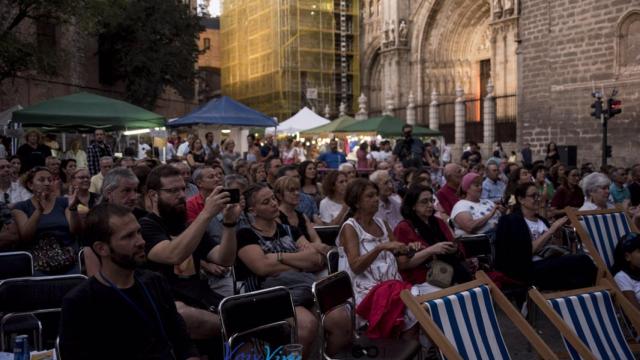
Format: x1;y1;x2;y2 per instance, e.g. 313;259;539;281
608;98;622;118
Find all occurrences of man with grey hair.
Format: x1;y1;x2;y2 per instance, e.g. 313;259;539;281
89;156;113;194
436;163;463;216
370;170;403;229
186;165;224;223
579;172;614;211
482;161;506;203
170;161;199;198
100;167;141;213
339;162;357;180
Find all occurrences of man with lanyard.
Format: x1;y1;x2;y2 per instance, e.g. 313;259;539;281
392;124;424;168
60;203;199;360
87;129;113;176
139;165;241;356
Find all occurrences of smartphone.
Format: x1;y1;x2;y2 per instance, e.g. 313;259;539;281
223;188;240;204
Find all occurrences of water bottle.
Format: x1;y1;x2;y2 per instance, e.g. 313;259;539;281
13;334;30;360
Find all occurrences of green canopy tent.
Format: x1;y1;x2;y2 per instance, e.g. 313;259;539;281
333;115;441;137
11;92;165;131
299;115;358;137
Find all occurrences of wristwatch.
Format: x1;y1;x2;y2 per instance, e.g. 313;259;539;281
223;221;237;228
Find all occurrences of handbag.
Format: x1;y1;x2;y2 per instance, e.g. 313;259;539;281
31;232;76;274
262;271;316;308
427;258;454;288
537;244;571;259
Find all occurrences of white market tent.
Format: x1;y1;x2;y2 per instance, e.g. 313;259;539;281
266;107;330;135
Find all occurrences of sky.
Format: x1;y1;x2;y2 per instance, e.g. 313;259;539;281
205;0;220;16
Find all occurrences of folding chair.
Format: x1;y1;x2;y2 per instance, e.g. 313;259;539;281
401;271;558;360
315;225;341;246
0;275;87;351
0;251;34;280
566;207;638;281
528;278;640;360
312;271;421;360
326;248;339;275
218;286;297;351
77;248;86;276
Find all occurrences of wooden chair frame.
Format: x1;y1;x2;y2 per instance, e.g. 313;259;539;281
565;207;639;282
528;278;640;360
400;270;558;360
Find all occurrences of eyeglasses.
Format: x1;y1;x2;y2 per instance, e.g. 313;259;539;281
159;187;186;195
525;193;540;200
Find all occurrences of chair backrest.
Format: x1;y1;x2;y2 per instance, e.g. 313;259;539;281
456;234;492;258
0;252;34;280
579;211;631;269
218;286;297;348
77;248;86;276
314;225;341;246
547;290;634;360
326;248;340;275
424;284;512;360
312;271;354;315
0;275;87;313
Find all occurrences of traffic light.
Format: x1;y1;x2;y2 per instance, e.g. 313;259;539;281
607;98;622;118
591;98;603;119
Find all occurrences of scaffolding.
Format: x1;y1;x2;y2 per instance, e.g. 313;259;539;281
221;0;360;122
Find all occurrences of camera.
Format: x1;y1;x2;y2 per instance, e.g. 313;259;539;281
223;188;240;204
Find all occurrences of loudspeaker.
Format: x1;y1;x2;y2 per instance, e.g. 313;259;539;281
556;145;577;167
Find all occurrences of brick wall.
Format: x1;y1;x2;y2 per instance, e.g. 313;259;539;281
519;0;640;168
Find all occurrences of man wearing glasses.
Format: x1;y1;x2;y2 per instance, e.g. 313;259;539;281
139;165;242;357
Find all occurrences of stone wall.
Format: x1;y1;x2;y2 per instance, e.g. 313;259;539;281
519;0;640;168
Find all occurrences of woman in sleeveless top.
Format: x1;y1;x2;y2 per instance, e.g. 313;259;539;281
338;178;440;335
236;183;351;356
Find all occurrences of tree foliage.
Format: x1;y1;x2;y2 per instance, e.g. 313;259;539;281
0;0;83;81
91;0;203;109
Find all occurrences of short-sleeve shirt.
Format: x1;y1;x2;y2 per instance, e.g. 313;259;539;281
435;184;460;216
615;271;640;303
451;199;499;236
139;213;221;308
319;198;344;224
318;151;347;169
236;224;301;286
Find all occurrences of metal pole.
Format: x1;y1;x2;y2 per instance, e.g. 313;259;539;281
601;112;607;168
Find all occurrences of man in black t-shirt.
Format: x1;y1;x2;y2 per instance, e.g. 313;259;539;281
60;203;199;360
139;165;241;341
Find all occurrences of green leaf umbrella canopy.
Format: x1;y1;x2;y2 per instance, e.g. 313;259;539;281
333;115;441;137
299;115;358;136
11;92;165;131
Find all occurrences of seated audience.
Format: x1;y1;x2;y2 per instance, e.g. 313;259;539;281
60;158;77;195
139;165;241;355
481;161;506;203
186;165;225;223
274;176;330;254
394;185;471;285
249;161;267;184
579;172;614;210
369;170;403;230
338;178;439;338
613;233;640;310
299;160;323;205
319;170;349;225
69;168;98;211
265;157;282;186
186;138;206;169
339;162;357;180
12;167;82;275
435;163;463;217
503;166;531;207
89;156;113;194
236;183;350;357
610;167;631;204
494;183;597;290
549;167;584;217
276;165;320;223
451;172;502;237
59;204;199;360
170;161;199;199
0;157;31;205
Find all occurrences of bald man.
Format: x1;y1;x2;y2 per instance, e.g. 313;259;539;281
436;163;463;216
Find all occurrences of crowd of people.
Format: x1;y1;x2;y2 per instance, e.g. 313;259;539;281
3;124;640;359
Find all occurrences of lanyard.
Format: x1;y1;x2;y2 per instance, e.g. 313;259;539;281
99;272;174;358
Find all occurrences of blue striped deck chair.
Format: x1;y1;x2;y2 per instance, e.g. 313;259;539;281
529;279;640;360
400;271;558;360
566;208;638;281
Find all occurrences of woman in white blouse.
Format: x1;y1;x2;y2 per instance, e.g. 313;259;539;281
451;172;503;237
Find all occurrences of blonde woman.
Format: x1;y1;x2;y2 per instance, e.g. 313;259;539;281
65;140;88;169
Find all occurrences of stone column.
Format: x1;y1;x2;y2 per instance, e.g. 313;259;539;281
454;86;466;157
406;91;416;125
483;79;496;158
429;89;439;131
356;93;368;121
324;104;331;119
382;91;394;116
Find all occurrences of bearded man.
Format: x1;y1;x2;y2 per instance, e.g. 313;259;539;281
138;165;242;356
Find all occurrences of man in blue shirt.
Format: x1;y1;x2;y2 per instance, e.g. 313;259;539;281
610;167;631;204
481;161;506;203
318;139;347;169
